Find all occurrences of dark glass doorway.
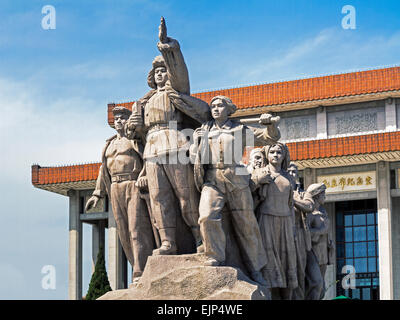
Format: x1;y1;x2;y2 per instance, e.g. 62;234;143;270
335;199;379;300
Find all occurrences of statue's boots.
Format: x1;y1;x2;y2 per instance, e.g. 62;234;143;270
191;227;204;253
153;227;177;255
196;243;205;253
204;257;223;266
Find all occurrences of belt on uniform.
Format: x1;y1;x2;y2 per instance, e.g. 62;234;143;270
111;173;138;183
147;123;182;134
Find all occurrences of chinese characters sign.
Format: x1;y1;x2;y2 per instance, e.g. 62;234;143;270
317;171;376;194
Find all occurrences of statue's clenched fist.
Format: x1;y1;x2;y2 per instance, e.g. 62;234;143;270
85;195;99;212
193;128;206;145
257;171;273;185
157;16;179;51
259;113;280;126
136;176;148;189
128;112;143;128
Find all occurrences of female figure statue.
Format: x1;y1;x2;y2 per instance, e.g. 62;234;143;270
251;143;297;299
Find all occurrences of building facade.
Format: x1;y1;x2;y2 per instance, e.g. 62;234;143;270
32;66;400;300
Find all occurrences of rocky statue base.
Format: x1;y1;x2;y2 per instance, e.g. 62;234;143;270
98;254;270;300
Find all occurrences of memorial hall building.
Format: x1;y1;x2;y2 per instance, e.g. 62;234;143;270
32;66;400;300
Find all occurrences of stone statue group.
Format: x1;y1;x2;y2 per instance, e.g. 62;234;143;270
86;18;335;300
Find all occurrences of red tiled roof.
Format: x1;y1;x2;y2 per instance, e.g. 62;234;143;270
287;131;400;161
194;67;400;109
107;66;400;126
32;163;101;185
32;131;400;186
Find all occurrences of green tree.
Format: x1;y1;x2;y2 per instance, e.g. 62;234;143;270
85;246;111;300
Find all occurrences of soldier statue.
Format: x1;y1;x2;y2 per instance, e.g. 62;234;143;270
190;95;281;286
127;17;210;255
86;106;155;284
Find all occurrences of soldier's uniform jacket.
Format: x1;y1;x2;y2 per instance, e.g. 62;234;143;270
92;135;144;198
190;119;280;192
131;37;210;160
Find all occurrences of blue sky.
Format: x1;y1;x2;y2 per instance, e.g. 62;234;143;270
1;0;400;299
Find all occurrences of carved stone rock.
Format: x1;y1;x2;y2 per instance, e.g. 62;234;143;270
98;254;270;300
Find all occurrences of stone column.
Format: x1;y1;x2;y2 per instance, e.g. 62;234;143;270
107;206;128;290
376;161;394;300
391;197;400;299
385;98;396;132
303;167;317;190
316;106;328;139
92;220;106;272
68;189;82;300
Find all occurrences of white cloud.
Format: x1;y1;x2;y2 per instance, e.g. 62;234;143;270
47;62;124;81
0;74;110;299
245;28;333;79
0;76;113;180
